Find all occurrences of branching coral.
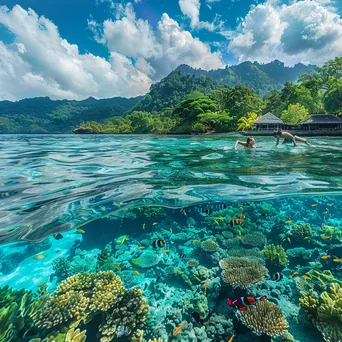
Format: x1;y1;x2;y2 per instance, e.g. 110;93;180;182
300;283;342;342
98;288;149;342
238;300;288;337
201;239;219;253
240;232;266;247
219;257;268;289
320;226;342;242
52;258;70;281
29;328;87;342
34;271;124;329
291;223;313;241
263;244;288;268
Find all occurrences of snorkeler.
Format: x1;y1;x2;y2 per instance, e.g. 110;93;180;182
233;137;255;150
273;129;310;146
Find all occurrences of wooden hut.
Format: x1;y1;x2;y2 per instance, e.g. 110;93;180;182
299;114;342;132
253;112;284;132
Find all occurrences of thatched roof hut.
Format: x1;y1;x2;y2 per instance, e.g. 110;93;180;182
254;112;283;130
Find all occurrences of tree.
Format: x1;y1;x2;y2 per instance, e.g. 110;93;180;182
126;111;154;133
198;110;234;132
281;104;309;124
323;80;342;114
237;112;261;131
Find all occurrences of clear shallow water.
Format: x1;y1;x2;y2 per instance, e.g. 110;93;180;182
1;134;342;244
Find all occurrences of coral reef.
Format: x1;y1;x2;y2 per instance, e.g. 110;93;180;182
238;300;288;337
219;257;268;289
98;288;149;342
201;239;219;252
263;244;288;268
291;222;313;241
137;251;162;268
241;232;266;247
320;226;342;242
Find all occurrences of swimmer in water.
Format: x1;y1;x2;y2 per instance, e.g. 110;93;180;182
273;129;310;146
234;137;255;150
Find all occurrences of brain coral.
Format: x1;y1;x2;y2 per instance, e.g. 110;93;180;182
219;257;268;289
238;300;288;337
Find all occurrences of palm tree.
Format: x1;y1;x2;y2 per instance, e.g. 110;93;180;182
237;112;260;131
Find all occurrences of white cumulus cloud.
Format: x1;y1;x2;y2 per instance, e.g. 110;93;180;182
179;0;201;28
228;0;342;65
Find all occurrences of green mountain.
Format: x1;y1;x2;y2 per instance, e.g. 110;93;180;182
0;96;142;134
175;60;315;95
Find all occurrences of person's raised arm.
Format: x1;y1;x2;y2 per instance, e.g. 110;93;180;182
234;140;245;150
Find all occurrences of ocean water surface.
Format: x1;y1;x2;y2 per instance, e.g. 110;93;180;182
0;134;341;342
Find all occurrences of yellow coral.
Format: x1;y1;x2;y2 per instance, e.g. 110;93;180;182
238;301;288;337
219;257;268;289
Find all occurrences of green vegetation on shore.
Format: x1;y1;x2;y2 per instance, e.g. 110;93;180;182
74;57;342;134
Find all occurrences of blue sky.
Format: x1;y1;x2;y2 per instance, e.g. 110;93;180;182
0;0;341;100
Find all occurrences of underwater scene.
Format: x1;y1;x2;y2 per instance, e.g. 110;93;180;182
0;134;341;342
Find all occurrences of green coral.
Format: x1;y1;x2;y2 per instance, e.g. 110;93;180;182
219;257;268;289
320;226;342;242
263;244;288;268
291;222;313;241
30;328;87;342
34;271;124;329
98;288;149;342
52;258;71;282
300;283;342;342
201;239;219;252
130;206;166;220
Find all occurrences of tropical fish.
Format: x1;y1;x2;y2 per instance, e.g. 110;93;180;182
162;249;169;253
120;235;128;244
321;255;330;259
214;220;219;225
193;239;199;243
197;207;213;216
240;206;244;211
228;332;236;342
204;279;209;292
180;253;186;259
192;311;205;326
39;281;47;287
237;235;242;240
53;233;63;240
229;217;242;227
217;203;227;210
333;257;341;263
327;203;332;206
183;210;187;216
216;216;225;221
79;209;94;214
170;228;173;233
132;258;141;266
131;251;135;256
77;228;86;234
287;237;291;244
311;204;318;207
271;272;284;282
321;235;332;239
142;223;146;229
138;246;145;250
114;264;122;271
285;220;292;224
322;211;329;215
289;275;293;279
98;252;109;263
134;270;141;276
228;296;267;311
152;239;165;248
153;222;158;225
302;275;310;279
193;275;201;282
173;322;186;336
177;269;183;274
293;271;299;275
33;253;47;260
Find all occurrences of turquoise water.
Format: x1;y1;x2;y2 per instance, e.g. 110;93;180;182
0;134;341;342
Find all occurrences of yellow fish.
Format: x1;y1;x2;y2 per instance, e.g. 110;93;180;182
302;275;310;279
289;275;293;279
311;204;318;207
333;258;341;263
79;209;94;214
162;231;167;234
142;223;146;229
237;235;242;240
183;211;187;216
114;264;122;271
216;216;225;221
293;271;299;275
227;332;236;342
77;228;86;234
33;253;47;260
39;281;47;287
177;269;183;274
134;270;141;276
116;235;128;244
321;255;330;259
287;237;291;244
204;279;209;293
132;258;141;266
240;206;244;211
285;220;292;224
193;239;199;243
193;275;201;282
322;211;329;215
162;249;169;253
170;228;173;233
138;246;145;250
321;235;332;239
214;220;219;225
173;322;186;336
153;222;158;225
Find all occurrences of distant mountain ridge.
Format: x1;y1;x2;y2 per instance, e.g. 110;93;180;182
175;60;315;95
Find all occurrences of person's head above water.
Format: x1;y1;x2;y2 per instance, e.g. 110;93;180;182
273;129;282;138
246;137;255;146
